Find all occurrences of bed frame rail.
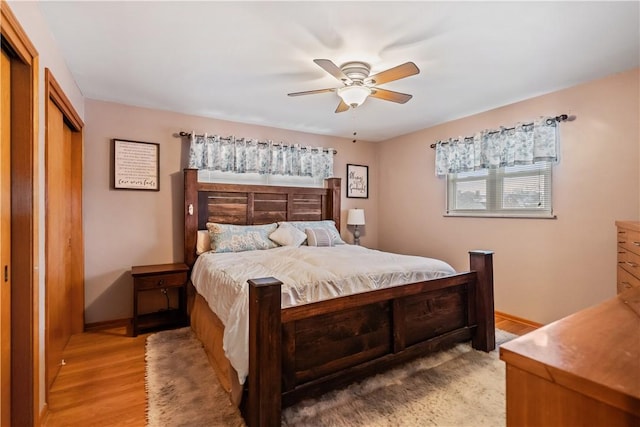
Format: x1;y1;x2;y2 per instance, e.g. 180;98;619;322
245;251;495;427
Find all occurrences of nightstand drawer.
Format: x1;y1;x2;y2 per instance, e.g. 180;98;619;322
135;271;187;291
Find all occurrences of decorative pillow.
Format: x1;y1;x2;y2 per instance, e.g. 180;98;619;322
305;228;334;247
196;230;212;254
281;220;345;245
269;222;307;247
206;222;278;253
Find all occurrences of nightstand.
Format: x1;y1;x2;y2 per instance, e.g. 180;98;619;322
130;262;189;336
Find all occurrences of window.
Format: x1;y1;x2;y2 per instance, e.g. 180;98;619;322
446;162;554;218
197;169;324;187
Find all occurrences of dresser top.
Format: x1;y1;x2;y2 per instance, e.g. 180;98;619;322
500;287;640;416
616;220;640;232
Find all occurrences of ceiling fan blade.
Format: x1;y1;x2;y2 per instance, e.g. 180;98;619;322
366;62;420;85
314;59;352;84
370;88;413;104
288;88;336;97
335;100;350;113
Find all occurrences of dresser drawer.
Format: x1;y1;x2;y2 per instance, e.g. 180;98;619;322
617;266;640;293
618;246;640;280
617;228;640;256
135;271;187;291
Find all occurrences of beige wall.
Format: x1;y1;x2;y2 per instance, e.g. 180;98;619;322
378;68;640;324
83;100;379;323
85;69;640;326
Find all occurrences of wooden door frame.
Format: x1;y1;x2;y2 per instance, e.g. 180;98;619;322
0;1;40;425
44;68;84;399
1;44;12;427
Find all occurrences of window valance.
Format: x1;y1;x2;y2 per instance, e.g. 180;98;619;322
187;134;335;179
433;116;564;177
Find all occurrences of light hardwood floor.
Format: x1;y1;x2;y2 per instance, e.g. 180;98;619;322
42;314;538;427
43;327;149;427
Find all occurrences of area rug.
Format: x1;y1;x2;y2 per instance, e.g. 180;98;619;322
146;328;516;427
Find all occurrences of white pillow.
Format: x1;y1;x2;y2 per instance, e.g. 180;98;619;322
269;222;307;247
196;230;211;254
305;228;334;247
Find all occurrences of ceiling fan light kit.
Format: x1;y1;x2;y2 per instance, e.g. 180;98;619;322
288;59;420;113
338;85;372;108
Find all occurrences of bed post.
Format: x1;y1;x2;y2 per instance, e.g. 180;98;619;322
247;277;283;427
184;168;198;267
469;250;495;352
325;177;341;231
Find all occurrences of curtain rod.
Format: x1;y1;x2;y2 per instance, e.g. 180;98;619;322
429;114;571;149
177;131;337;154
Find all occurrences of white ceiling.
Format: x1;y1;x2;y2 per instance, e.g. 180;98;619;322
39;1;639;142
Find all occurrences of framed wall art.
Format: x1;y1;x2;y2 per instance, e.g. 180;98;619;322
112;139;160;191
346;164;368;199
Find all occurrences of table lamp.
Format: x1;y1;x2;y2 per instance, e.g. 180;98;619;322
347;208;365;245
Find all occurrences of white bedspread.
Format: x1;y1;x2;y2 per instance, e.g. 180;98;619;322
190;245;456;384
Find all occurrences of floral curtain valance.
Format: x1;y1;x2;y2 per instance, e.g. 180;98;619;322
188;134;334;179
434;117;559;177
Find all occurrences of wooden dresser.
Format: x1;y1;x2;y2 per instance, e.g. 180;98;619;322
500;288;640;426
616;220;640;293
616;221;640;293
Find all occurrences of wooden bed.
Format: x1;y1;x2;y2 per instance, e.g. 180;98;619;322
183;168;495;427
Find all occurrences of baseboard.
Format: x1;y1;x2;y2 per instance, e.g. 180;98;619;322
84;317;131;332
495;310;543;328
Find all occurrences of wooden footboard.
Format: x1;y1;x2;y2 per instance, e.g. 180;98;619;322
245;251;495;427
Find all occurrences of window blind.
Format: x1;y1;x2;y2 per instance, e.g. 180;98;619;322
447;162;553;218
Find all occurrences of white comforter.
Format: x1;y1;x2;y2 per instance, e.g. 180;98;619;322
190;245;455;384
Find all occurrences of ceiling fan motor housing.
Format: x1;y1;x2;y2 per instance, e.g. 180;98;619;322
340;62;371;83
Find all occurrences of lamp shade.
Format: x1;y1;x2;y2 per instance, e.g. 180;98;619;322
337;85;371;108
347;208;365;226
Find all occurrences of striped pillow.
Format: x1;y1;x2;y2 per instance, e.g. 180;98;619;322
305;228;334;247
280;220;345;245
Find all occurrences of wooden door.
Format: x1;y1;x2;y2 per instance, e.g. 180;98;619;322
0;47;12;427
45;100;71;389
1;2;39;423
45;69;84;393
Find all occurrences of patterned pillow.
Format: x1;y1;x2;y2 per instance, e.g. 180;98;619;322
206;222;278;253
280;220;345;245
269;222;307;247
305;228;334;247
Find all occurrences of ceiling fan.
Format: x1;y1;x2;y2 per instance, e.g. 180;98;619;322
288;59;420;113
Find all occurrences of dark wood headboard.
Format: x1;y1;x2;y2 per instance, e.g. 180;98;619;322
184;168;341;266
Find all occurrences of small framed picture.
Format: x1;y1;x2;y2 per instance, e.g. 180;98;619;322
112;139;160;191
346;164;368;199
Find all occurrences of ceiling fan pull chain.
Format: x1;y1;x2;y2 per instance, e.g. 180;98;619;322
351;108;358;143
